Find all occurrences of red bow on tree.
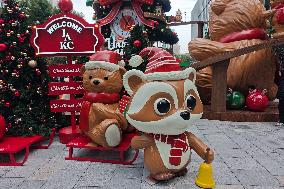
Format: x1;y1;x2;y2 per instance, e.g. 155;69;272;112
98;0;153;6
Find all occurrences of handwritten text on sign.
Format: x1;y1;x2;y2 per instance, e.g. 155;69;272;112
49;64;83;77
50;99;83;112
49;82;84;95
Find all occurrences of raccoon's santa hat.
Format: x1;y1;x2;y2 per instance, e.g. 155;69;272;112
85;50;125;71
128;47;196;81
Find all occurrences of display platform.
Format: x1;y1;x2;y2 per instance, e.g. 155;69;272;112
202;102;279;122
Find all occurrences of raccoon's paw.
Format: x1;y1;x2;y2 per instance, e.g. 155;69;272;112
105;124;122;147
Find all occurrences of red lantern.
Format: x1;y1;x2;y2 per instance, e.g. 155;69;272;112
246;89;269;112
133;40;142;47
58;0;73;13
0;115;6;139
0;44;7;52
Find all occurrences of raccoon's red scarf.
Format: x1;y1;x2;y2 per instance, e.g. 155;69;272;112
79;92;120;132
147;133;190;166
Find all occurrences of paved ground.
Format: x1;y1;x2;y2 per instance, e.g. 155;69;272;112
0;119;284;189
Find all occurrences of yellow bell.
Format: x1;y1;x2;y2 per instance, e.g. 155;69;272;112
195;148;216;188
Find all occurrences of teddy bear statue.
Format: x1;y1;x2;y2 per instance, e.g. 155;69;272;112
123;47;214;182
79;50;128;148
189;0;277;104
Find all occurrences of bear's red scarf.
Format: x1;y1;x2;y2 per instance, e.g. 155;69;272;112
147;133;190;166
219;28;268;43
79;92;120;132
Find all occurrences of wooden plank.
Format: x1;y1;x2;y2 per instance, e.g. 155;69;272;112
49;64;83;77
211;60;229;112
197;23;204;38
167;21;207;26
50;99;83;112
144;12;167;23
48;82;84;95
203;103;279;122
190;38;284;71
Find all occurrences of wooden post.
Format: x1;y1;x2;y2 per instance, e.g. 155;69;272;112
67;56;76;131
197;23;204;38
211;59;230;112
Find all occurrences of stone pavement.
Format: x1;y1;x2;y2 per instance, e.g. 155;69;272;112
1;119;284;189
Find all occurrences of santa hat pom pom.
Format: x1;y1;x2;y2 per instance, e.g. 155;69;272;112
129;55;143;68
118;60;125;67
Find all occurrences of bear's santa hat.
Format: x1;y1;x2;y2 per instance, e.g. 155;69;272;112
85;50;125;71
128;47;196;81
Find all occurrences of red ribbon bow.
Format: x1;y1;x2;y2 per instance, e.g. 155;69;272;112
98;0;153;6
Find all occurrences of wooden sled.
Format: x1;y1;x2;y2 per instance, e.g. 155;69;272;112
0;129;56;166
65;133;139;165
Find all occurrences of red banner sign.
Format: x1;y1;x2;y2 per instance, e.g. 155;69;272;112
49;82;84;95
30;13;104;56
49;64;83;77
50;99;83;112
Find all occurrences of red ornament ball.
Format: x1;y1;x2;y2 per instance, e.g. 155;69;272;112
19;37;25;43
5;102;10;107
19;13;26;20
0;115;6;139
36;70;41;76
246;89;269;112
58;0;73;13
14;91;20;97
133;40;142;47
0;44;7;52
0;19;4;24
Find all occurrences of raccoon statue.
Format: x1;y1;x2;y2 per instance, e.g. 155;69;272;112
123;47;214;181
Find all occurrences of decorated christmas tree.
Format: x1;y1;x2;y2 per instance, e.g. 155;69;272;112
126;1;178;72
88;0;178;67
124;25;149;71
0;0;58;136
91;0;178;43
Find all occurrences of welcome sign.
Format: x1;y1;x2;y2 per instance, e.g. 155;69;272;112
30;13;104;56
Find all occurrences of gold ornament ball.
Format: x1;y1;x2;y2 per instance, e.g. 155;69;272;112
28;60;37;68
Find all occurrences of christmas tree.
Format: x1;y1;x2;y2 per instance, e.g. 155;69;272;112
124;25;149;71
89;0;178;72
0;0;58;136
123;0;178;72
